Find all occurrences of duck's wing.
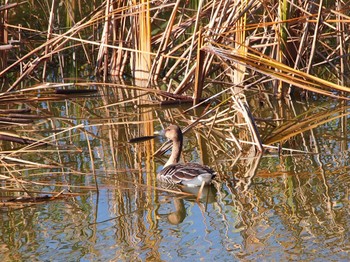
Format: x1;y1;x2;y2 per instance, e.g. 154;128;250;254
159;163;216;185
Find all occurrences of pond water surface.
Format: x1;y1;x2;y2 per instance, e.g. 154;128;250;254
0;94;350;261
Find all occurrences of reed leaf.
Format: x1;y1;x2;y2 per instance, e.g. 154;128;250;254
203;44;350;99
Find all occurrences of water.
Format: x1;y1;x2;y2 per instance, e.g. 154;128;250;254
2;1;350;260
0;95;350;261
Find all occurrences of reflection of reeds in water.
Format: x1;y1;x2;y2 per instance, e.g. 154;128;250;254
0;88;349;259
0;80;349;207
0;3;349;255
0;1;348;160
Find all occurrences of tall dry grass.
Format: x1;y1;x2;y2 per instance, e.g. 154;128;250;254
0;0;349;204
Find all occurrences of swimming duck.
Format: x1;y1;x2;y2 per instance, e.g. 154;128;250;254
157;125;216;187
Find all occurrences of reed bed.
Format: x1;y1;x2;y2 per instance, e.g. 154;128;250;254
0;0;349;204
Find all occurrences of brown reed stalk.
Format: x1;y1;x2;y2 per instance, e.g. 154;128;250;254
151;0;181;82
95;0;111;80
42;0;56;80
203;44;350;99
193;29;204;105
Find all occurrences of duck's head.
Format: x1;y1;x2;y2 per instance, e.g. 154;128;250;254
164;125;182;142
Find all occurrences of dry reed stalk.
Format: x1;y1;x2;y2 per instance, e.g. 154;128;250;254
232;0;248;90
132;0;151;82
306;0;324;75
276;0;288;97
151;0;181;81
1;1;350;203
203;44;350;98
42;0;56;80
0;34;73;92
0;0;8;71
336;0;347;86
109;1;127;76
193;29;204;105
185;0;204;74
0;2;108;91
95;0;111;80
2;0;349;99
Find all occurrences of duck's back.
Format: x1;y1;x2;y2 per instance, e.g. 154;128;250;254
158;163;216;187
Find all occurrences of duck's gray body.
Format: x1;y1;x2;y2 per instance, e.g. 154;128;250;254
157;125;216;186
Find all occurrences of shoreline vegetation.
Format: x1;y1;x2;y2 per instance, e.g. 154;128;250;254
0;0;349;203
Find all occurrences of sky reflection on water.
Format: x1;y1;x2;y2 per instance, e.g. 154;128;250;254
1;98;350;261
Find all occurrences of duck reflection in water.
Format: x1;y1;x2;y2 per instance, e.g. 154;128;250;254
163;185;217;225
167;198;186;225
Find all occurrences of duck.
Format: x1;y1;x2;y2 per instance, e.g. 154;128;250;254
157;125;216;187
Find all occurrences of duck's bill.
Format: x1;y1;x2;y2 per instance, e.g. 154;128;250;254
128;135;158;143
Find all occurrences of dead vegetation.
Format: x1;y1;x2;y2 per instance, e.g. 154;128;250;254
0;0;349;204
